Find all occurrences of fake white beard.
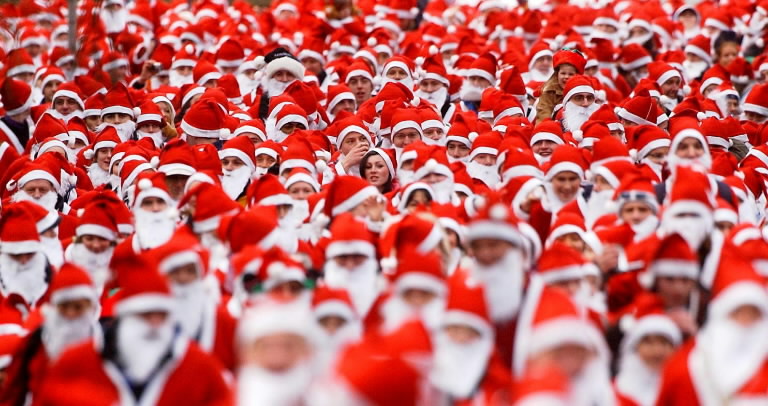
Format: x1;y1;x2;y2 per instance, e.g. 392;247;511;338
422;134;447;146
543;183;574;214
315;320;362;374
473;250;525;323
236;363;315;406
292;198;310;224
237;72;259;95
459;82;484;102
659;216;712;250
134;208;176;250
169;70;193;88
41;236;64;268
49;109;84;124
659;95;679;112
569;358;616;406
13;190;58;211
529;68;553;83
584;189;616;227
323;258;379;317
171;281;207;339
430;178;455;204
254;166;270;179
0;252;49;305
615;353;662;406
100;8;127;33
397;169;415;185
117;314;175;384
136;130;164;148
380;76;414;92
429;330;493;399
415;87;448;107
447;155;469;164
66;243;113;294
698;318;768;397
466;161;500;189
99;121;136;143
42;306;97;360
562;101;600;133
221;166;252;200
264;77;295;97
682;60;708;81
88;163;111;187
640;159;664;179
627;215;658;242
534;153;552;166
380;294;445;333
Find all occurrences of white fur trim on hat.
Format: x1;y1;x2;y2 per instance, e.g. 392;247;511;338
158;162;196;176
530;132;564;146
469;147;498;162
115;293;175;316
395;272;446;296
619;55;653;72
196;71;222;86
545;162;584;181
684;44;713;65
102;58;129;72
4;90;35;116
413;159;453;181
51;284;98;306
181;119;223;139
466;68;496;85
331;185;379;216
326;240;376;259
391;120;423;138
563;85;595;105
219;148;255;169
275;114;309;133
708;281;768;322
52;89;84;109
0;240;42;255
467;220;523;246
19;169;60;190
76;224;117;241
538;265;585;284
743;103;768;117
617;108;655;126
266;57;305;81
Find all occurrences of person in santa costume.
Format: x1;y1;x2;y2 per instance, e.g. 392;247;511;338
119;172;178;252
536;49;587;122
63;200;120;295
255;47;305;120
560;75;600;133
0;79;35;154
35;257;233;406
146;231;237;371
0;263;101;405
656;256;768;405
235;297;319;405
614;313;681;406
311;285;362;374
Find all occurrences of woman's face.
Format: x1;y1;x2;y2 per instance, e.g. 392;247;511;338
363;154;389;187
287;181;315;200
405;189;431;211
675;138;704;160
718;42;740;67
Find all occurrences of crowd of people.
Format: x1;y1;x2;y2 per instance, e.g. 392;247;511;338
0;0;768;404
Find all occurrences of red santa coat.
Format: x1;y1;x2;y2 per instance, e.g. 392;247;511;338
656;339;768;406
33;338;233;406
0;329;49;406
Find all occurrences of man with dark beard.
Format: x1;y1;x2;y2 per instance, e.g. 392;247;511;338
0;206;53;310
0;264;101;405
35;259;233;405
559;75;600;133
656;257;768;405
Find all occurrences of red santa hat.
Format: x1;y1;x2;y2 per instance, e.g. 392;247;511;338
684;35;713;65
5;159;60;196
219;135;256;170
312;285;357;322
467;195;524;246
638;233;699;288
334;116;371;149
178;183;241;234
628;125;671;163
130;171;172;208
544;145;587;181
382;55;415;79
619;44;652;71
75;201;119;241
135;99;164;127
114;260;174;316
237;296;317;345
326;213;376;259
707;256;768;321
157;139;196;176
0;206;41;254
233;119;267;142
325;84;356;114
412;145;452;181
617;93;663;126
0;78;34;116
101;51;129;72
247;174;292;207
284;168;320;195
663;165;716;222
553;49;586;74
181;99;233;140
391;247;446;295
344;61;375;84
101;83;138;119
530;120;564;147
218;208;281;252
467;52;498;85
620;313;681;355
51;82;85;110
4;49;35;78
536;241;586;284
323;175;379;217
513;277;601;375
192;61;222;86
562;75;595;105
743;83;768;117
48;263;98;305
215;39;245;69
10;201;58;234
255;247;306;291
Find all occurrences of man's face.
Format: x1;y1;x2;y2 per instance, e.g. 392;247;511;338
551;171;581;202
660;76;681;98
556;232;586;253
12;72;34;85
569;92;595;108
57;298;94;320
675;137;705;160
81;234;112;253
21;179;54;199
187;135;217;146
533;55;553;73
745;111;768;124
95;148;113;171
472;153;496;166
392;128;421;148
419;78;444;93
240;333;311;372
401;288;437;308
108;65;128;84
44;80;62;101
102;113;131;124
256;154;277;169
635;334;675;372
725;96;740;117
165;175;189;200
167;263;199;285
386;66;408;81
140;196;168;213
340;132;369;155
620;201;654;225
273;70;296;83
446;141;470;159
469;238;515;267
347;76;374;105
301;57;323;75
222;156;246;171
655;276;696;308
331;99;356;116
279;122;306;136
423;127;444;141
532;140;558;157
85;116;101;131
138;122;161;134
